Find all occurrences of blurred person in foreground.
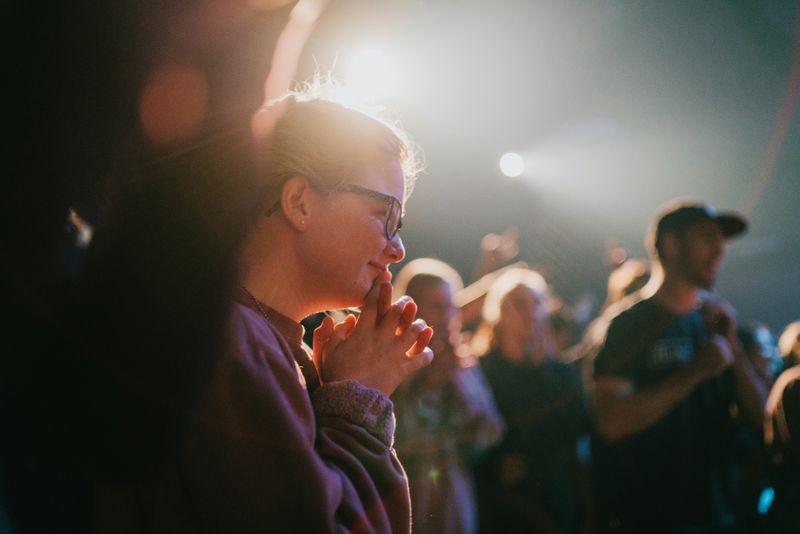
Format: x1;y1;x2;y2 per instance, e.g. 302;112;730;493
590;199;767;533
391;258;505;534
4;1;298;532
472;267;591;534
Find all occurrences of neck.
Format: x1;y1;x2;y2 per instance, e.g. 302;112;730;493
653;271;700;315
241;226;310;323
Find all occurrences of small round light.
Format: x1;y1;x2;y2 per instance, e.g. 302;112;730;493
499;152;525;177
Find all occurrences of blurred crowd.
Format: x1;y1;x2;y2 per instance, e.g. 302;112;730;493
385;217;800;534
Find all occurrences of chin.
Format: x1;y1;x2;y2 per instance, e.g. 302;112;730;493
687;268;716;289
319;287;366;312
696;276;716;290
337;292;366;310
349;284;372;308
333;275;373;305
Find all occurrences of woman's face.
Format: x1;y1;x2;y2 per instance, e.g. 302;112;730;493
497;284;549;344
301;159;406;310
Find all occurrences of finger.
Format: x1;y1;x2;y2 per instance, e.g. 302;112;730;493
342;313;358;335
359;273;391;326
408;326;434;357
378;296;411;333
324;322;350;358
399;319;428;349
377;278;393;321
333;317;354;337
399;299;417;331
312;316;335;370
403;346;434;374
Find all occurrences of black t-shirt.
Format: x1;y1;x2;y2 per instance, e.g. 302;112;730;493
477;352;588;533
592;297;738;531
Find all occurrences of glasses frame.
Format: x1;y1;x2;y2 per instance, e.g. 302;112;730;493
265;180;403;241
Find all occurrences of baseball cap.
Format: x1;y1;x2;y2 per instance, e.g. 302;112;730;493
647;199;748;256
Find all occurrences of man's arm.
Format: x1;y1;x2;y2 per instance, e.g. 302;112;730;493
729;343;768;426
703;297;768;427
593;336;733;443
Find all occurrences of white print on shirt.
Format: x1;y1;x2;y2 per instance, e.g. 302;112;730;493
646;338;693;370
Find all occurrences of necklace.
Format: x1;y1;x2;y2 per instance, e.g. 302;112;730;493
241;285;272;325
241;285;320;391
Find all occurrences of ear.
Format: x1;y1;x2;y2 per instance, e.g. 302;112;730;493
279;175;313;231
661;231;680;261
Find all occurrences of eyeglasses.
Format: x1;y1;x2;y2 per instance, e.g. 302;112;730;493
266;181;403;241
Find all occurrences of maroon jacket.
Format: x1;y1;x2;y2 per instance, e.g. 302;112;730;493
96;298;411;533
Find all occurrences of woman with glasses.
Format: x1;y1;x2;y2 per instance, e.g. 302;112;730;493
95;89;433;533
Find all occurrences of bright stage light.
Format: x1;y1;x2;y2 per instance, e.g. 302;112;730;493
499;152;525;177
347;48;398;100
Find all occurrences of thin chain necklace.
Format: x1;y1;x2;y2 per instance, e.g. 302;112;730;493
241;285;272;325
241;285;320;391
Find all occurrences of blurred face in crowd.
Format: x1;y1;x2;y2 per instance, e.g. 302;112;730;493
497;284;550;348
413;279;459;348
673;220;726;288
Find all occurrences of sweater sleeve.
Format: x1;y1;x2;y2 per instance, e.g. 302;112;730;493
176;305;410;534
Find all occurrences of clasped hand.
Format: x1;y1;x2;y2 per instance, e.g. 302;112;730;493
312;272;434;396
693;334;735;380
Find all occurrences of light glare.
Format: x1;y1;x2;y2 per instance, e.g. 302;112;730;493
500;152;525;177
347;48;398;100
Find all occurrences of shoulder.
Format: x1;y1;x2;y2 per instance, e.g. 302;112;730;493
607;295;657;329
191;303;316;443
593;297;665;377
601;296;677;346
586;296;649;353
229;302;285;349
226;302;298;376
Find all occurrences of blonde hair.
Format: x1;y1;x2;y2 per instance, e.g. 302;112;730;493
393;258;464;300
472;267;550;355
255;79;422;209
481;268;549;326
779;321;800;359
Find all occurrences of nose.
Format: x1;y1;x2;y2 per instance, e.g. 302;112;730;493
385;233;405;264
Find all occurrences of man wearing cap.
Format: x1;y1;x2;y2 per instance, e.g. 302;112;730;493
590;199;767;533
